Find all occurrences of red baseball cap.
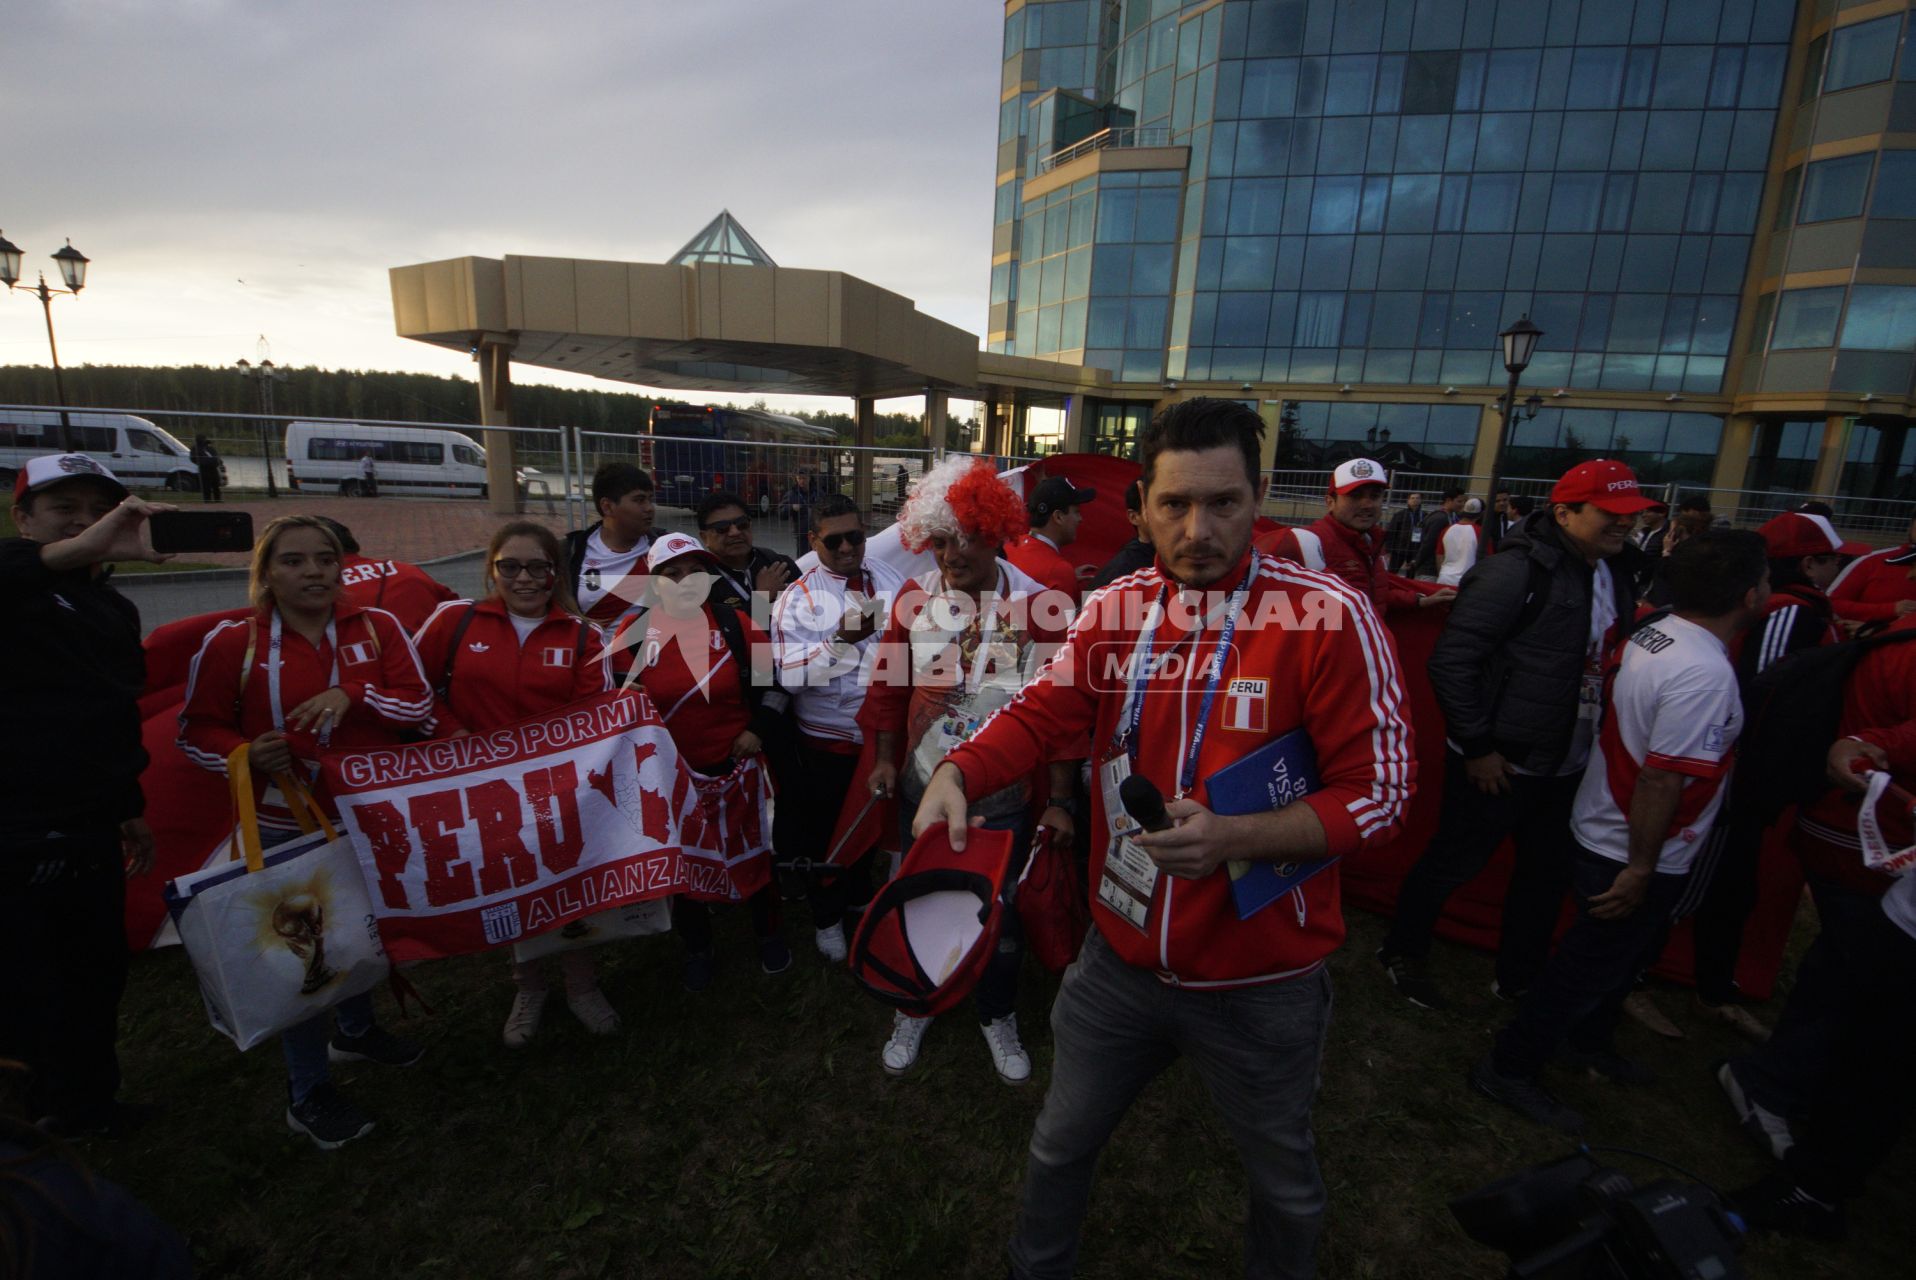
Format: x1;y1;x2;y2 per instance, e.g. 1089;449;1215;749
1549;460;1656;514
1757;512;1869;559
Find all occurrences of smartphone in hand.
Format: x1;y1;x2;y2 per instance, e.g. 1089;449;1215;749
149;510;255;554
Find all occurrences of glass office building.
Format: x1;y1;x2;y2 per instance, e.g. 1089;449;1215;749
991;0;1916;508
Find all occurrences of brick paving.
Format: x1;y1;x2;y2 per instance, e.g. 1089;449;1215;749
162;496;576;569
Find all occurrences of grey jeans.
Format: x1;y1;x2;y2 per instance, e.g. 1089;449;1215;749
1008;929;1334;1280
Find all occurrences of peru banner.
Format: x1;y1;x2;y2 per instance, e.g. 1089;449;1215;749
321;692;690;963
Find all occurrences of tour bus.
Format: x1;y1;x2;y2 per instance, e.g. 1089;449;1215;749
644;402;841;508
284;421;527;499
0;410;210;492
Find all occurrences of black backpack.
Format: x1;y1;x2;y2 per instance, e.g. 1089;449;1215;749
1735;628;1916;825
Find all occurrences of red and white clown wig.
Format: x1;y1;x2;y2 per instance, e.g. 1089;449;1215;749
894;457;1028;554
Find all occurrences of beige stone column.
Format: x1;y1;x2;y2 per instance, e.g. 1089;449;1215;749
1808;413;1852;497
1062;393;1088;453
477;334;518;514
923;389;948;457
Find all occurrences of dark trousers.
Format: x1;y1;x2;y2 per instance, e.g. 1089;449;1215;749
1674;815;1766;1005
1732;876;1887;1121
674;886;779;952
197;465;221;502
797;747;871;931
1494;850;1689;1078
1770;896;1916;1202
1382;750;1580;993
0;829;128;1124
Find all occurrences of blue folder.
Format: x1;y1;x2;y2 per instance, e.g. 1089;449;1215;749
1204;727;1336;920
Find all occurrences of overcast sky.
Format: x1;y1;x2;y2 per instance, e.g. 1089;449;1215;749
0;0;1002;412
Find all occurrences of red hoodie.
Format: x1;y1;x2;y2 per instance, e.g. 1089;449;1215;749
1796;613;1916;895
945;548;1415;988
1254;514;1423;615
412;597;609;735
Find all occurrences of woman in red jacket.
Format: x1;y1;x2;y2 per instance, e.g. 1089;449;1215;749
412;521;616;1047
178;514;433;1150
609;533;789;991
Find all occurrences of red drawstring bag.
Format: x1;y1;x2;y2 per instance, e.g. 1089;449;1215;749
1016;826;1089;974
849;824;1018;1018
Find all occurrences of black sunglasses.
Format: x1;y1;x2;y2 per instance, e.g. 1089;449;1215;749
701;516;752;534
818;529;866;552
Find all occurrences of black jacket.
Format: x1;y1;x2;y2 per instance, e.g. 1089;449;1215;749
706;545;800;616
1427;511;1647;774
1412;509;1455;576
562;522;663;604
1088;538;1156;591
1383;507;1423;566
1;539;147;835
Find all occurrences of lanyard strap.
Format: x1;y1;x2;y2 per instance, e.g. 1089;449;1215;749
267;610;341;746
1115;558;1255;793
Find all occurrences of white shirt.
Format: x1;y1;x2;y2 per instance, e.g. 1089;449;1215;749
1570;613;1742;874
771;558;903;746
1437;523;1479;586
508;611;541;645
1884;871;1916;943
578;527;651;622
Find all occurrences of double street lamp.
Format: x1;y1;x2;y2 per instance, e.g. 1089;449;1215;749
0;232;91;451
236;357;288;498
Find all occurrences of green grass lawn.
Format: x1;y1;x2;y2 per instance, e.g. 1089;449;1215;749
81;905;1913;1279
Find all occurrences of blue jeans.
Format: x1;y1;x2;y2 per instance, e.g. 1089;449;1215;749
259;828;378;1105
1007;930;1333;1280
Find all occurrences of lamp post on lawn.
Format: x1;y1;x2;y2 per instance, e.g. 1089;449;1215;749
0;232;91;452
1494;315;1544;492
236;357;288;498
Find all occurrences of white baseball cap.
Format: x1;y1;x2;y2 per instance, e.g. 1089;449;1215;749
13;452;127;504
644;531;718;573
1330;458;1388;495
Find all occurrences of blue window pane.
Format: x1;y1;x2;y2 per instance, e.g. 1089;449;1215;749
1300;236;1354;289
1295;293;1345;347
1127;297;1168;348
1692;296;1736;356
1771;287;1847;349
1567;47;1624;108
1466;173;1521;232
1387;175;1440;232
1477;114;1529;170
1418;293;1449;346
1558;112;1616;169
1619;237;1679;291
1483;50;1540;111
1631;173;1687;234
1826;15;1901;93
1060;298;1087;350
1840;286;1916;351
1132;244;1175;296
1215;293;1270;347
1359;177;1390;232
1740;45;1787;107
1548;174;1601;232
1642;112;1701;170
1221;237;1279;290
1135;189;1180;241
1370;292;1420;346
1227;178;1280;235
1403;50;1459;113
1717;174;1762;233
1091;246;1132;295
1653;48;1711;109
1316;118;1369;172
1311;177;1359;235
1661;296;1698;353
1267;292;1298;346
1708;48;1744;109
1448;291;1500;349
1876;151;1916;217
1241;57;1300;115
1324;55;1377;114
1087;298;1128;347
1064;248;1091;300
1800;153;1873;223
1097;189;1137;242
1069;195;1095;247
1396;116;1448;172
1437;176;1470;232
1236;119;1291;176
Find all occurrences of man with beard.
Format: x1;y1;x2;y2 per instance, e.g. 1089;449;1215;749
1256;458;1454;614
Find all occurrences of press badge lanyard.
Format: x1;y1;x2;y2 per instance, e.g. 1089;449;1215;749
266;610;342;748
1113;558;1254;795
961;566;1008;696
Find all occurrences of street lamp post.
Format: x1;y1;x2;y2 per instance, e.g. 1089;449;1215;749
236;357;289;498
0;232;91;451
1494;315;1544;490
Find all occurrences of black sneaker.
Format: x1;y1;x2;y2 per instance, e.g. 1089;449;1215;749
1378;949;1446;1011
285;1083;374;1151
1728;1169;1845;1240
1469;1054;1585;1133
328;1025;424;1067
1558;1046;1656;1085
683;948;717;993
1717;1060;1796;1161
758;935;794;976
1489;979;1528;1004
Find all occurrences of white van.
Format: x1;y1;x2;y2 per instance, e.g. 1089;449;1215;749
284;421;527;499
0;410;205;492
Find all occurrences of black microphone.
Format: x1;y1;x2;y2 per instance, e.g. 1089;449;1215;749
1119;774;1174;833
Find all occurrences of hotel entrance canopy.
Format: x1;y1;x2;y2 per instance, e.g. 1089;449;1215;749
388;252;1120;403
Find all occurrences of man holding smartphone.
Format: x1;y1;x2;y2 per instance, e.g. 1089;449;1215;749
1;454;172;1136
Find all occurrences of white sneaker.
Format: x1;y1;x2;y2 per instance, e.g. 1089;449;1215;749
1718;1062;1795;1161
815;923;848;964
981;1014;1031;1085
566;986;622;1036
502;988;547;1048
882;1012;930;1075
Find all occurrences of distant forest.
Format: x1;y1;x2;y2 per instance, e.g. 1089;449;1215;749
0;365;952;449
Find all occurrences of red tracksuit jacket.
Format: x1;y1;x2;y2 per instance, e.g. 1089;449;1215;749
946;548;1415;987
1828;542;1916;625
1255;514;1422;614
1797;613;1916;894
1007;534;1080;602
178;602;433;830
412;597;609;734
